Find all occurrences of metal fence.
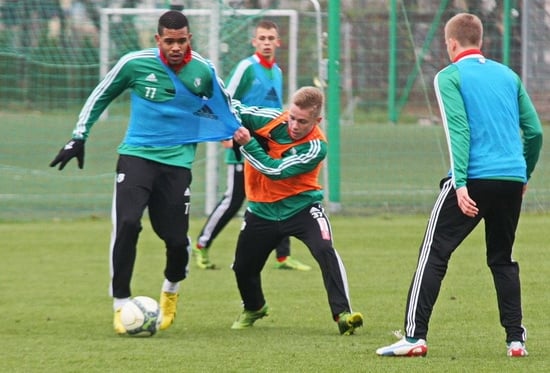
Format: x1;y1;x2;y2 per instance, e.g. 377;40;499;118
1;0;548;220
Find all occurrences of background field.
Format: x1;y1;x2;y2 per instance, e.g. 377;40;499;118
2;215;549;372
2;1;550;221
2;108;549;221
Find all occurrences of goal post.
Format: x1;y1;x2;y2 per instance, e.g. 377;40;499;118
98;7;298;215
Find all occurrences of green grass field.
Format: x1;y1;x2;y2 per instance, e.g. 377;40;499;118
2;215;549;372
2;105;548;371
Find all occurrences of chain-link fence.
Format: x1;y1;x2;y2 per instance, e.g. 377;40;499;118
1;0;548;221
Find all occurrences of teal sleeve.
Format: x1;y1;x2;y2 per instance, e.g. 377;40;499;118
225;63;254;100
231;101;280;132
72;57;133;140
435;66;470;188
517;79;543;180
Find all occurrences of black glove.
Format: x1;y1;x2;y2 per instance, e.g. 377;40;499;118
49;139;85;170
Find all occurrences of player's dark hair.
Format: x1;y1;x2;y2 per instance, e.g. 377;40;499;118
158;10;189;35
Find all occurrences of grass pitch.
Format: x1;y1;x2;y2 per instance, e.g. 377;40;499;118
2;214;549;372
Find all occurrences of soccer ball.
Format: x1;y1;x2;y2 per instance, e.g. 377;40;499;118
120;296;162;337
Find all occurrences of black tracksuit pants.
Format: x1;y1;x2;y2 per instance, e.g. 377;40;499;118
109;155;191;298
404;178;526;343
232;203;354;320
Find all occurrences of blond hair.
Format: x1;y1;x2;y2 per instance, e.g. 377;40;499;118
291;86;324;118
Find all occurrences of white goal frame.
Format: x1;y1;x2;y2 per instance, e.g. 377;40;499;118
99;7;298;214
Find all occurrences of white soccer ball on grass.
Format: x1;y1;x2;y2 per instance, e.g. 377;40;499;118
120;296;162;337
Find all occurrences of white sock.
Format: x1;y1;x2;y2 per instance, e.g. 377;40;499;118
162;279;180;294
113;297;130;311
